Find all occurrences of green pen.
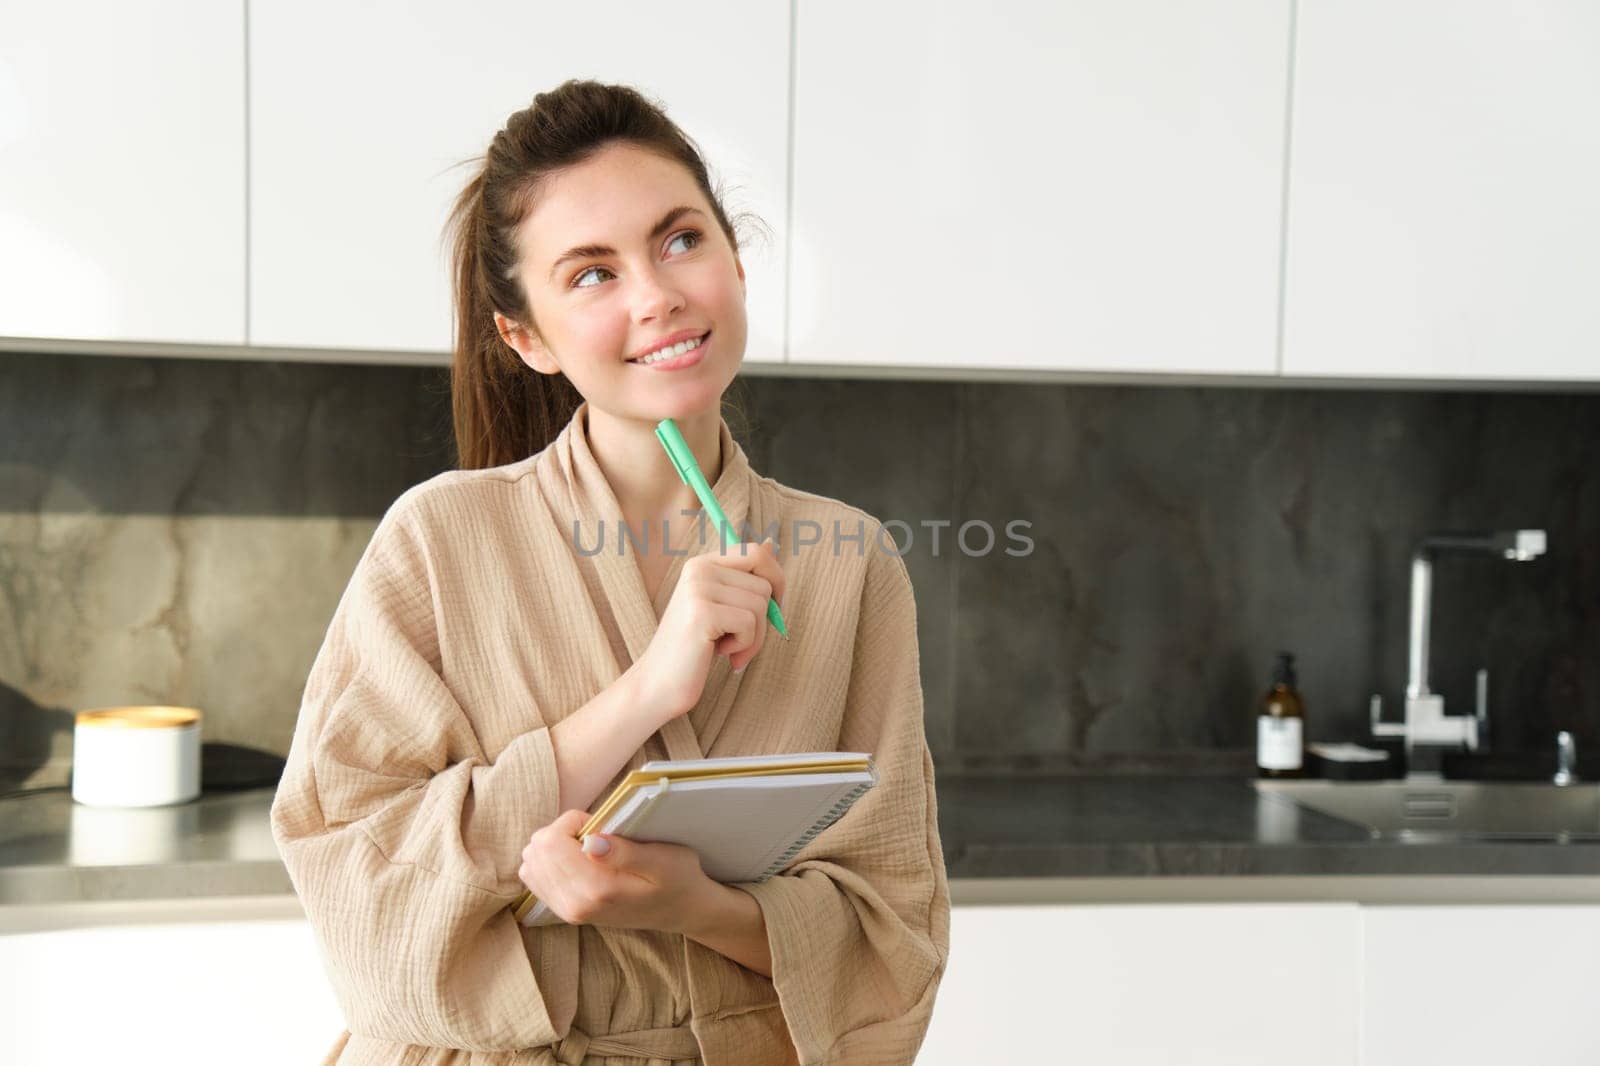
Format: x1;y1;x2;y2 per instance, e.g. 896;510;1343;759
655;417;789;640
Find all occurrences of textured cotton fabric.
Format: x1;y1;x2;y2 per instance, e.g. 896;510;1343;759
270;400;951;1065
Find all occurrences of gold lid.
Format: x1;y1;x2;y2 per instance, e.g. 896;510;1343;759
75;706;202;730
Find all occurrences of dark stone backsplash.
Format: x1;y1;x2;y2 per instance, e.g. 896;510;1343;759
2;349;1596;787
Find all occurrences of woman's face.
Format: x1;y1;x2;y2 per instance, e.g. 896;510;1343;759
496;141;746;426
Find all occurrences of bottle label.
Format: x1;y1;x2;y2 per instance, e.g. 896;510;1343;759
1257;716;1303;770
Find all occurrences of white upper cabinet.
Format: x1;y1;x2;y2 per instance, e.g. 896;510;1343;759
248;1;789;363
0;1;245;346
1283;2;1600;382
786;1;1291;375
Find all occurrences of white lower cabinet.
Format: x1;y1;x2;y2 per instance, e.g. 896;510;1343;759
1361;906;1600;1066
923;902;1600;1066
0;916;344;1065
921;903;1362;1066
8;900;1600;1064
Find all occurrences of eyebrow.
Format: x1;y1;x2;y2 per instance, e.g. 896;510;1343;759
546;205;706;283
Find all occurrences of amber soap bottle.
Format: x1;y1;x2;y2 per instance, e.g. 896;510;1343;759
1256;651;1306;778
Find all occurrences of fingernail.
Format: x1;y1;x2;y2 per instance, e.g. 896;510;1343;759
582;835;610;856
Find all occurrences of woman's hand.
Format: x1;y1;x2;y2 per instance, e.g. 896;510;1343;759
517;809;716;934
629;536;786;719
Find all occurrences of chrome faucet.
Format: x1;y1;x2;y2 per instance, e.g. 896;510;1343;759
1371;529;1547;779
1554;731;1580;787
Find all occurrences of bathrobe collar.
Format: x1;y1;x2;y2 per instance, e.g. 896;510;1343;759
542;399;759;762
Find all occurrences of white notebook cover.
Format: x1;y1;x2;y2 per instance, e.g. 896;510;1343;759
519;753;876;927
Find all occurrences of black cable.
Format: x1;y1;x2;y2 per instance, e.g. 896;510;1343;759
0;778;283;802
0;784;72;802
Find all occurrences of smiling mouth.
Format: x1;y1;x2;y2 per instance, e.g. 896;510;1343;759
627;331;710;365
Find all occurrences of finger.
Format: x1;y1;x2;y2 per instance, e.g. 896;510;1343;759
726;587;769;668
701;581;772;624
529;818;600;919
582;832;643;878
684;552;768;612
589;836;685;885
761;539;786;610
693;586;761;645
702;541;785;619
703;560;773;603
575;836;656;913
532;810;587;852
561;827;635;887
711;537;776;574
702;541;783;629
714;602;759;669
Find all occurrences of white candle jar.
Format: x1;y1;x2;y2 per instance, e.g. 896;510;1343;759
71;705;202;808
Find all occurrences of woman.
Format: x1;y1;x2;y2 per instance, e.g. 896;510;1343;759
271;78;949;1065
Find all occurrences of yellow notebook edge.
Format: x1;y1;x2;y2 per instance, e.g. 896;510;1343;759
511;756;876;922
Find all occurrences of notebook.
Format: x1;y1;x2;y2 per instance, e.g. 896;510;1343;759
513;751;877;927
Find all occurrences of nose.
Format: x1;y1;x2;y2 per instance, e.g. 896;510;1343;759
630;263;685;321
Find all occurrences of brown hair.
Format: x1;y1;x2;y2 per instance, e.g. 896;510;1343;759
443;79;762;470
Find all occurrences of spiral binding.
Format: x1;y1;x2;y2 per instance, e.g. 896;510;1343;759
756;781;872;881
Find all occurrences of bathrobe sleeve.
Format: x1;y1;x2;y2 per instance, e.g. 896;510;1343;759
691;541;952;1065
270;499;568;1052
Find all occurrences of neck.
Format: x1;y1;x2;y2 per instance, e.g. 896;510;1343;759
585;404;723;533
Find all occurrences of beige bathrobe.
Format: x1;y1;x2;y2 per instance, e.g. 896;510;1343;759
270;400;950;1065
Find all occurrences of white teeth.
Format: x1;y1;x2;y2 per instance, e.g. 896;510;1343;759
633;334;703;365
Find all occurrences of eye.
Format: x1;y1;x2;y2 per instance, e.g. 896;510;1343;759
568;230;703;290
666;229;702;255
571;264;614;290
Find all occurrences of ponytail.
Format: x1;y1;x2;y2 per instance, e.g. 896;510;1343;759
447;170;581;470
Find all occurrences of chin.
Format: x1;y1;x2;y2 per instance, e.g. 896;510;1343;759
655;397;725;421
646;366;739;404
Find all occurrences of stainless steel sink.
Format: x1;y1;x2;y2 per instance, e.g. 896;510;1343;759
1253;779;1600;840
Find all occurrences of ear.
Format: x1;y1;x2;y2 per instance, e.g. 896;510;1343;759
494;310;559;375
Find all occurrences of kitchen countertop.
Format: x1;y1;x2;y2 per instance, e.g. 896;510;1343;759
5;776;1600;914
0;786;291;906
935;775;1600;877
